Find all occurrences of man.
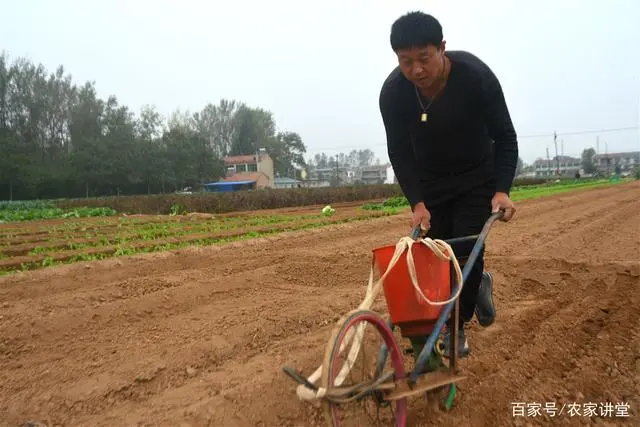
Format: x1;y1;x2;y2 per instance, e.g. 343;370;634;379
379;11;518;358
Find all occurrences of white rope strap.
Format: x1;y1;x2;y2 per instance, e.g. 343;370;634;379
295;236;463;403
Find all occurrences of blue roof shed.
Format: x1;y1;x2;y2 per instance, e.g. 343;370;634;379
203;180;257;192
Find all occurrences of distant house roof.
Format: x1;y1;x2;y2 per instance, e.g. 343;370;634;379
223;172;268;183
224;155;257;165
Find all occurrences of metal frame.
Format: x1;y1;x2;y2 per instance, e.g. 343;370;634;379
282;210;504;419
409;211;501;383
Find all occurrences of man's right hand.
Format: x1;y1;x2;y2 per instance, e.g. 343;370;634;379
411;202;431;235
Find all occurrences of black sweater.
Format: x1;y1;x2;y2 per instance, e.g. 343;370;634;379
379;50;519;209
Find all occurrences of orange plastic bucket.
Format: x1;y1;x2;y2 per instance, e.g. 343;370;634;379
372;242;451;337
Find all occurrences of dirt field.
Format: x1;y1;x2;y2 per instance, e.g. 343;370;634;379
1;182;639;426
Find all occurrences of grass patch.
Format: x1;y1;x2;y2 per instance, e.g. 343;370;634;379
509;179;624;201
361;178;629;211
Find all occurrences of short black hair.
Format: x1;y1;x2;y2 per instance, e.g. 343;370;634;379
390;11;443;51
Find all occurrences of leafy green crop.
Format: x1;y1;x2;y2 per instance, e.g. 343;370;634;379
0;203;117;223
362;196;409;211
0;200;56;211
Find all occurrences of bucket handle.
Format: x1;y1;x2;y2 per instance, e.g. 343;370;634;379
403;209;505;306
402;238;463;307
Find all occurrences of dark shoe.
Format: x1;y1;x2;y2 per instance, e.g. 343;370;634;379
441;323;470;359
475;271;496;327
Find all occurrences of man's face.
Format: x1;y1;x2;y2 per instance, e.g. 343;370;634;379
396;43;446;90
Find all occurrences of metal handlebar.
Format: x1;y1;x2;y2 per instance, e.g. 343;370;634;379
410;209;505;241
409;208;505;383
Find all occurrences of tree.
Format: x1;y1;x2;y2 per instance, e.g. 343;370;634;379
581;148;597;174
193;99;238;157
69;82;106;198
229;105;276;156
0;52;307;200
357;149;375;166
515;157;524;177
101;96;137;195
306;149;378;171
132;105;165;194
267;131;307;178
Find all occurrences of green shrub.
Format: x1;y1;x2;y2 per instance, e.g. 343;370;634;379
21;177;579;217
53;184;405;215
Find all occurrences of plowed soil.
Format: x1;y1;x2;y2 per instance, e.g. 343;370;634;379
1;182;639;427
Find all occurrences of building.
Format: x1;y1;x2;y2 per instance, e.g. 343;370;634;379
532;155;581;177
308;166;353;185
223;149;274;188
223;172;271;187
593;151;640;174
355;164;388;185
203;149;275;192
308;163;394;186
385;164;397;184
273;177;301;189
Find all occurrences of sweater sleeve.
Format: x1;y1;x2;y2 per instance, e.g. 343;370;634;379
480;67;519;194
379;83;424;209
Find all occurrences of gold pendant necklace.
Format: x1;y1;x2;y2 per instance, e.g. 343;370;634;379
415;85;442;123
415;59;449;123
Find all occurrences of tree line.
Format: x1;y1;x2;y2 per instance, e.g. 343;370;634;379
0;52;308;201
306;149;380;170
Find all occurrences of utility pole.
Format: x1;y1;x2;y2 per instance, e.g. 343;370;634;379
554;131;560;175
596;136;600;154
605;141;610;176
561;139;565;175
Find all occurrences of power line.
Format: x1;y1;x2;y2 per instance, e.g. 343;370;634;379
307;125;639;153
529;126;638;138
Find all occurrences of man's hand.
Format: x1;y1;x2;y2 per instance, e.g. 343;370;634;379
411;202;431;234
491;192;516;221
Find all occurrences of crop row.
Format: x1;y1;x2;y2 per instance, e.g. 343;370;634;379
0;207;398;274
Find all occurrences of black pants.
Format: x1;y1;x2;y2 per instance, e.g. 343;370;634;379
424;182;493;324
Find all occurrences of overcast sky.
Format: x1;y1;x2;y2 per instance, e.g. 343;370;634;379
3;0;639;165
